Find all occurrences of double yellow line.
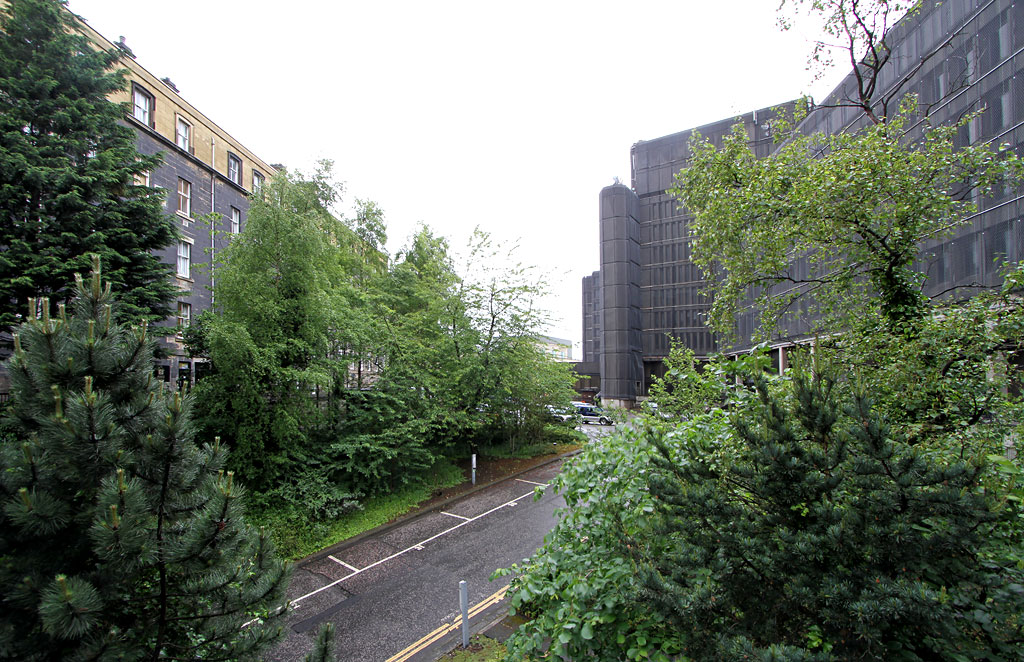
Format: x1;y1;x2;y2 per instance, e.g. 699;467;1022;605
385;585;509;662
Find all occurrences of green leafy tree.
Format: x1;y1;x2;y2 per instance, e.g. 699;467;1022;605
646;338;725;420
195;171;577;532
352;198;387;258
455;231;575;451
673;99;1019;336
676;0;1020;339
498;356;760;662
498;424;673;661
503;348;1024;661
193;163;356;492
374;228;576;455
0;259;289;660
0;0;176;338
825;264;1024;453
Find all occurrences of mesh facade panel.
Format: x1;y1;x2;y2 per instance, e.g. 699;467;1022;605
585;0;1024;404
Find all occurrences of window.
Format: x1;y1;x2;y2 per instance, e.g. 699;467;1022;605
176;240;191;278
134;169;150;187
177;301;191;329
227;153;242;185
176;116;192;153
177;178;191;217
132;84;154;127
252;170;264;195
230;206;241;234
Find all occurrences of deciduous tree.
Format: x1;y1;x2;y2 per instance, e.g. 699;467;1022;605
674;100;1019;337
192;162;355;492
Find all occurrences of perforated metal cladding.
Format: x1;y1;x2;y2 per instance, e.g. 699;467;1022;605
584;0;1024;403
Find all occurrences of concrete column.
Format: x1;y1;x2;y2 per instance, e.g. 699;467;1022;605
598;184;643;406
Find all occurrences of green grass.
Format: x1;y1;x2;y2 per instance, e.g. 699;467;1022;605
438;634;506;661
252;459;465;560
251;432;580;561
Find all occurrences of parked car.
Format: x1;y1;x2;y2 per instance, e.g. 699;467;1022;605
574;403;611;425
545;404;577;423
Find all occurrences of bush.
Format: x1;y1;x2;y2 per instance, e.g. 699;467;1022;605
497;410;737;661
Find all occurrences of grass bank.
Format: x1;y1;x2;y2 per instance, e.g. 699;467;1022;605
252;459;466;561
252;428;583;561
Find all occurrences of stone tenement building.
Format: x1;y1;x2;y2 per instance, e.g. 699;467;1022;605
584;0;1024;408
71;11;277;387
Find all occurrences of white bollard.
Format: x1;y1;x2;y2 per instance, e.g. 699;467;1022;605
459;580;469;648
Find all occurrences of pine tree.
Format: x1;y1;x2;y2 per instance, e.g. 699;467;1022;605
0;258;290;660
642;365;1024;660
0;0;176;340
303;624;336;662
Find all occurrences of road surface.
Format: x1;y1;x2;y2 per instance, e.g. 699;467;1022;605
268;458;568;661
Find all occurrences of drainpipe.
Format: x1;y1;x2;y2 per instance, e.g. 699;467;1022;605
210;136;216;304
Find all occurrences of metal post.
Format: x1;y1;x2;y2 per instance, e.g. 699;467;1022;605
459;580;469;648
471;453;477;485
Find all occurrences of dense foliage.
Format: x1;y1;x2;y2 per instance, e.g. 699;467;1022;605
504;335;1024;660
0;0;176;339
0;261;289;660
644;339;723;420
190;163;578;533
497;410;735;661
643;364;1024;660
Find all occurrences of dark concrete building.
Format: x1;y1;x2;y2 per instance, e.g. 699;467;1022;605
586;0;1024;408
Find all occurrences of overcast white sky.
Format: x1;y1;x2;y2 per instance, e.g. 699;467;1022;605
67;0;847;356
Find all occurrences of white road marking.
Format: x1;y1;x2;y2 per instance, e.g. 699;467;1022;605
292;485;546;606
515;478;546;486
440;511;470;520
327;555;359;572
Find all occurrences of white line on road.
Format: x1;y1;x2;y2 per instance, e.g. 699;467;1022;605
292;485;546;606
327;556;359;572
440;511;470;520
515;478;547;486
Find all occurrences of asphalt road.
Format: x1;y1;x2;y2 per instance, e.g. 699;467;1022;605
267;458;569;662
